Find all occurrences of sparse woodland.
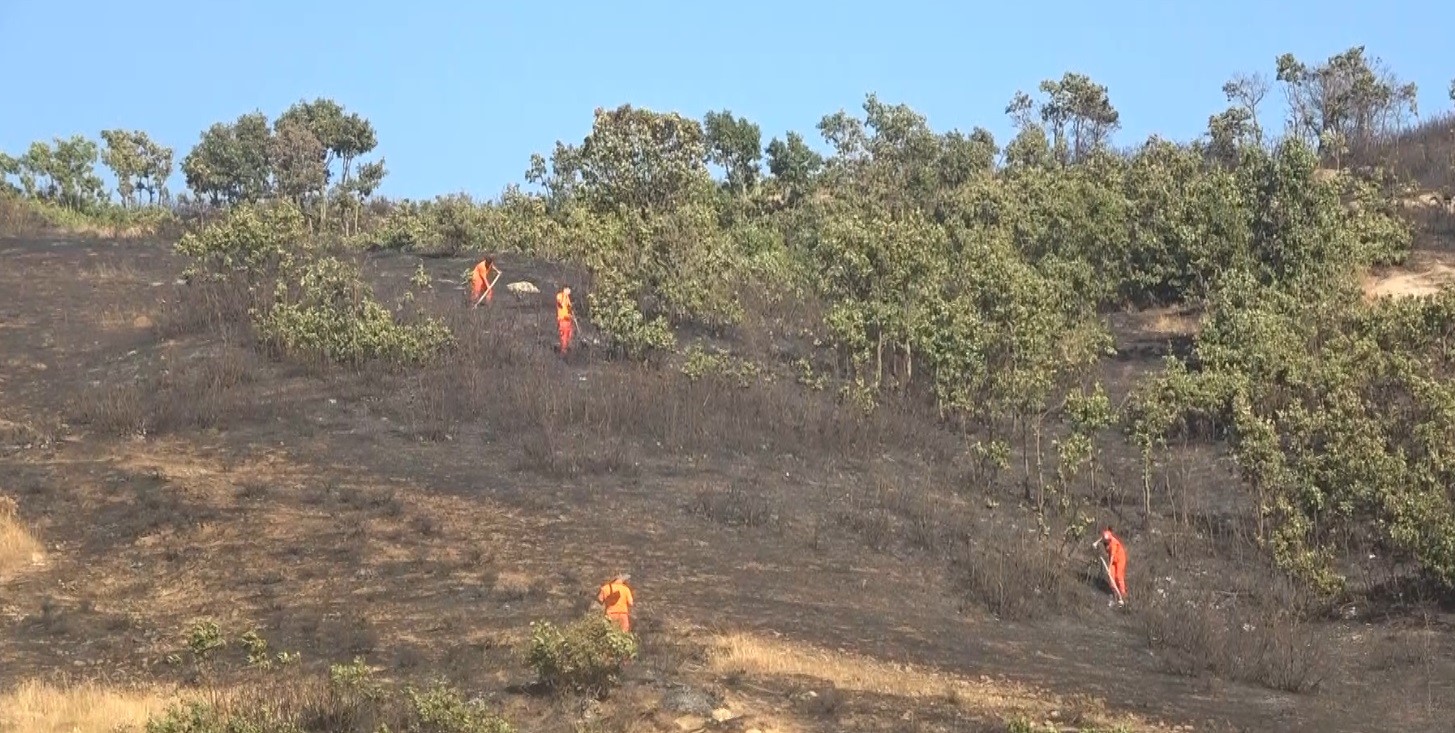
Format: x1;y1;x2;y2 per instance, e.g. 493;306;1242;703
4;45;1455;733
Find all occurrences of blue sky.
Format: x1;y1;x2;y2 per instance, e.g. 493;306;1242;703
2;0;1451;201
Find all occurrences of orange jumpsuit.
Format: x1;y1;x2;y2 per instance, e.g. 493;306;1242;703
597;579;634;633
1104;532;1128;599
470;260;495;304
556;289;574;353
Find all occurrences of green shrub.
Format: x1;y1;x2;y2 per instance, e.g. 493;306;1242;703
525;615;638;698
175;202;309;281
586;272;677;360
405;682;514;733
142;662;513;733
143;700;243;733
366;201;435;251
252;255;453;368
680;344;763;387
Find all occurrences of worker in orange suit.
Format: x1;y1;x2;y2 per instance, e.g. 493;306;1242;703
469;256;499;306
597;573;634;633
556;286;576;354
1093;526;1128;606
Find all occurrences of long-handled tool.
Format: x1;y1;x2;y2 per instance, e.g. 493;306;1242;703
472;271;501;308
1099;555;1125;605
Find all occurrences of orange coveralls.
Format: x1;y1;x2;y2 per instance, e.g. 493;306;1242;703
470;260;495;304
597;578;634;633
1104;531;1128;599
556;289;575;353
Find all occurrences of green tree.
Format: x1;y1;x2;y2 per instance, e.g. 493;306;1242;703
100;130;172;207
1207;73;1271;161
268;117;327;212
1275;46;1418;162
276;97;378;187
100;129;146;207
341;158;388;234
703;109;763;195
20;135;106;211
764;130;823;204
137;133;174;205
182;112;273;205
1007;73;1120;165
567;104;713;215
0;152;18;195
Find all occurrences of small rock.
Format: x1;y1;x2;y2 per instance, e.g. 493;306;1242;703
661;685;715;715
711;708;736;722
673;714;707;731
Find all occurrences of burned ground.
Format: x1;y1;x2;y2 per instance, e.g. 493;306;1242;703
1;235;1452;733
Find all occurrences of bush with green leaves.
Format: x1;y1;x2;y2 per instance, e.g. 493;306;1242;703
524;615;638;698
175;201;310;281
172;200;454;368
679;344;764;387
365;200;436;251
142;663;514;733
252;254;453;368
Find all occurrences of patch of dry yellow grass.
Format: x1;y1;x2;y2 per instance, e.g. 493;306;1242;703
1362;266;1455;300
0;495;45;577
493;570;535;598
0;679;178;733
80;261;149;284
709;632;1169;731
96;307;154;331
1144;310;1199;337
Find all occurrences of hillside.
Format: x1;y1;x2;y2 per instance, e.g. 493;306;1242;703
3;46;1455;733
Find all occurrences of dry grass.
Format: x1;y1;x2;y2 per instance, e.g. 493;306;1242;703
1138;308;1200;338
708;632;1163;731
97;306;154;332
0;495;44;577
0;679;178;733
492;570;537;601
81;262;147;284
1361;253;1455;300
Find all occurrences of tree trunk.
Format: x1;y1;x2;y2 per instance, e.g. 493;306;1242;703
1141;448;1153;520
1021;417;1032;502
876;333;884;389
1034;420;1045;514
905;343;912;388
